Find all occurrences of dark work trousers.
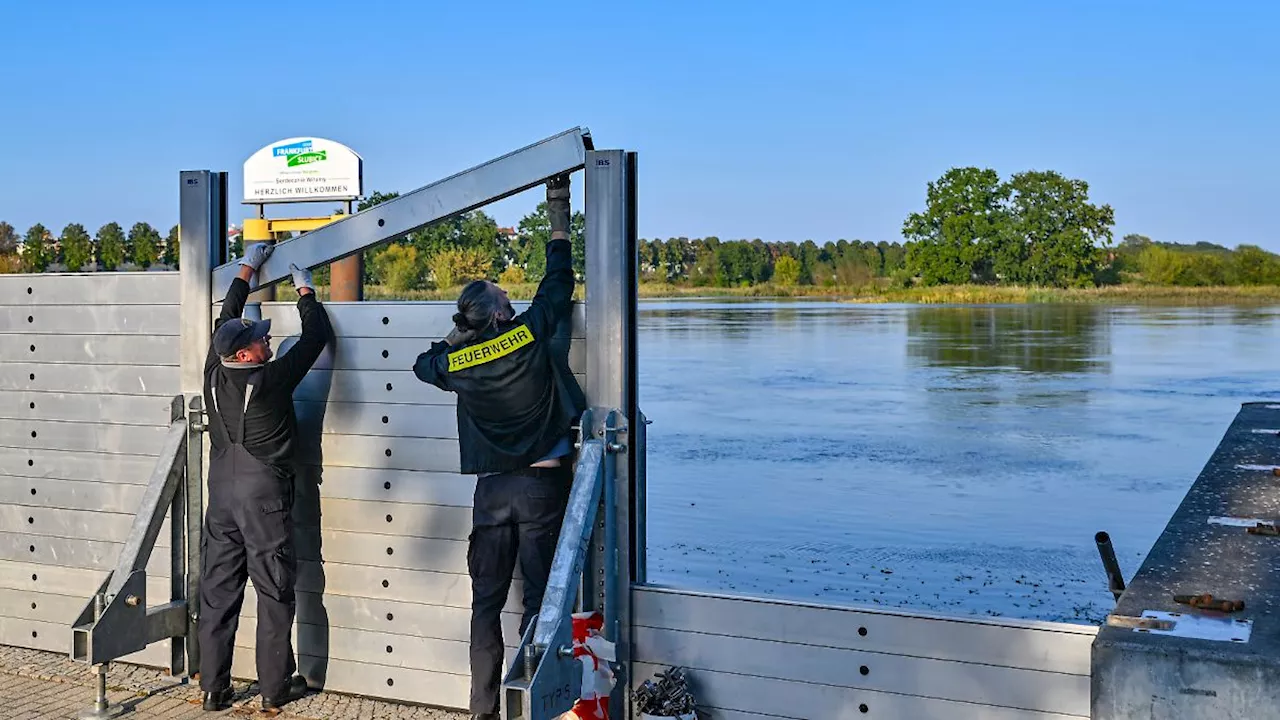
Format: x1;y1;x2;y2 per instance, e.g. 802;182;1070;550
468;466;570;715
198;379;298;700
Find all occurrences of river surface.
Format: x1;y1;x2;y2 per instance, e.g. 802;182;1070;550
637;300;1280;625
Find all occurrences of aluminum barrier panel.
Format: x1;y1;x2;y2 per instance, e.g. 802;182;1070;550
217;298;587;708
632;586;1096;720
0;272;181;668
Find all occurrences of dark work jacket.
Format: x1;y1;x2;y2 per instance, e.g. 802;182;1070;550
413;239;587;475
203;277;332;476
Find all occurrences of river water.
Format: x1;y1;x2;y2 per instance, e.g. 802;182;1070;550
637;300;1280;625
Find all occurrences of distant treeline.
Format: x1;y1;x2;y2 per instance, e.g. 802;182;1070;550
0;221;178;274
4;166;1278;290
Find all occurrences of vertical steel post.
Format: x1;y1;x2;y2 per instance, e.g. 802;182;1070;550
584;149;639;715
178;170;222;677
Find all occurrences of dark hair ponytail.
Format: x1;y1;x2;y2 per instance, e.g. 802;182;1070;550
454;280;501;335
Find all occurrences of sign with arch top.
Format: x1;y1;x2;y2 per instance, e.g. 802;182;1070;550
243;136;363;204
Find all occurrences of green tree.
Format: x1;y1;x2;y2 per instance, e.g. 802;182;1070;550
97;222;125;271
60;223;92;271
22;223;51;272
372;244;424;292
129;222;161;268
1005;170;1114;287
1232;245;1280;285
163;225;180;267
429;247;493;289
774;255;801;286
902;167;1011;285
0;221;17;255
512;202;585;280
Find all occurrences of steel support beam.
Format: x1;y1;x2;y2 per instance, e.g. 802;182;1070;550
178;170;221;676
210;127;592;298
583;149;640;717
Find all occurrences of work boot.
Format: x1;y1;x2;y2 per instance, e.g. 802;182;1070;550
260;675;309;710
546;174;571;239
202;687;233;711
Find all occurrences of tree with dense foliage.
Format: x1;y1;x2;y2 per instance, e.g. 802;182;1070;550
97;222;125;271
22;224;51;272
163;225;180;267
0;222;17;255
128;222;161;268
60;223;93;271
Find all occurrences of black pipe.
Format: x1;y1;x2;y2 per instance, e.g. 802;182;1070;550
1095;531;1126;602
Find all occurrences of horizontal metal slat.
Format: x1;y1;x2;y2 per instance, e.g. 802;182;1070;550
294;560;523;613
298;433;459;473
0;588;93;623
0;335;180;365
0;476;148;513
291;368;587;406
0;392;177;427
0;272;179;306
0;532;170;573
288;336;586;373
246;300;586;340
295;529;466;575
0;505;168;545
0;419;171;456
315;498;472;541
296;401;459;440
0;363;179;396
634;625;1089;717
302;466;475;508
239;588;521;644
0;559;112;595
0;447;159;484
633;587;1095;676
630;662;1087;720
230;652;470;710
0;305;179;335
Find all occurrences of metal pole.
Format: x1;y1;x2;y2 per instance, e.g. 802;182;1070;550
178;170;221;679
584;149;639;717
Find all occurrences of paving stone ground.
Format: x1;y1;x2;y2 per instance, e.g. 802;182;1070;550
0;645;467;720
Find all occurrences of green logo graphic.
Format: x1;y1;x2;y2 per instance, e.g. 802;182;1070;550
287;150;327;167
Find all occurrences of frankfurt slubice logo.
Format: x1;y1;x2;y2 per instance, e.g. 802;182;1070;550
272;140;328;168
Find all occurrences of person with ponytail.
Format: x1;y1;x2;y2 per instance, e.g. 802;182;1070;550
413;174;585;720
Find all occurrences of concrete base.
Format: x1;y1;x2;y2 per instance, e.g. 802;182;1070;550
1092;402;1280;718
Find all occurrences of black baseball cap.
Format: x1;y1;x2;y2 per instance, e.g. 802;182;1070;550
212;317;272;357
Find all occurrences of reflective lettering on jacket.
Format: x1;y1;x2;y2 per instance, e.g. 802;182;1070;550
447;324;535;372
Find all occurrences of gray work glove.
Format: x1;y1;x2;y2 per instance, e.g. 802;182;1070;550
546;174;570;240
238;242;274;270
289;263;313;292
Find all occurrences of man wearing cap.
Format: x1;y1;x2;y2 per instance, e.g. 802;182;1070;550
198;242;331;712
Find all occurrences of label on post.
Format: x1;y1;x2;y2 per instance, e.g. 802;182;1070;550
243;137;363;203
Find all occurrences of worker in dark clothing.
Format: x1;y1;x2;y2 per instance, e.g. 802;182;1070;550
413;174;585;720
198;242;332;712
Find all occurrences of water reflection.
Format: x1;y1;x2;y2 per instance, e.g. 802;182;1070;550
638;299;1280;624
906;305;1111;374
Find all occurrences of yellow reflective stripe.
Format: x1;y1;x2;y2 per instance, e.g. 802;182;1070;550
447;324;536;372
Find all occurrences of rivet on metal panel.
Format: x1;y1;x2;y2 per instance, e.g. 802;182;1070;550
385;514;393;523
27;459;33;466
31;574;37;581
28;402;34;409
378;219;385;227
31;431;36;438
27;517;33;524
383;481;391;490
29;345;34;352
30;603;36;610
386;613;394;621
381;580;389;588
29;373;34;381
386;678;393;686
381;416;389;424
859;703;868;713
381;316;389;325
386;646;393;654
26;287;31;294
858;626;868;637
28;545;34;552
27;315;33;323
29;488;35;495
31;631;36;638
384;448;392;457
386;547;393;556
385;383;393;391
382;350;389;359
860;665;869;676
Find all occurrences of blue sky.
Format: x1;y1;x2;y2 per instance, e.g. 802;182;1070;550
1;1;1276;249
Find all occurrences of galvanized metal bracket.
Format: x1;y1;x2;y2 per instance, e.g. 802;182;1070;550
502;409;616;720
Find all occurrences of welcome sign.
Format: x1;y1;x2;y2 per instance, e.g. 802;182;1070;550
243;136;363;203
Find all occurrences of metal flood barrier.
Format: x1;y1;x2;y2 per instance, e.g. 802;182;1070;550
0;128;1106;719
